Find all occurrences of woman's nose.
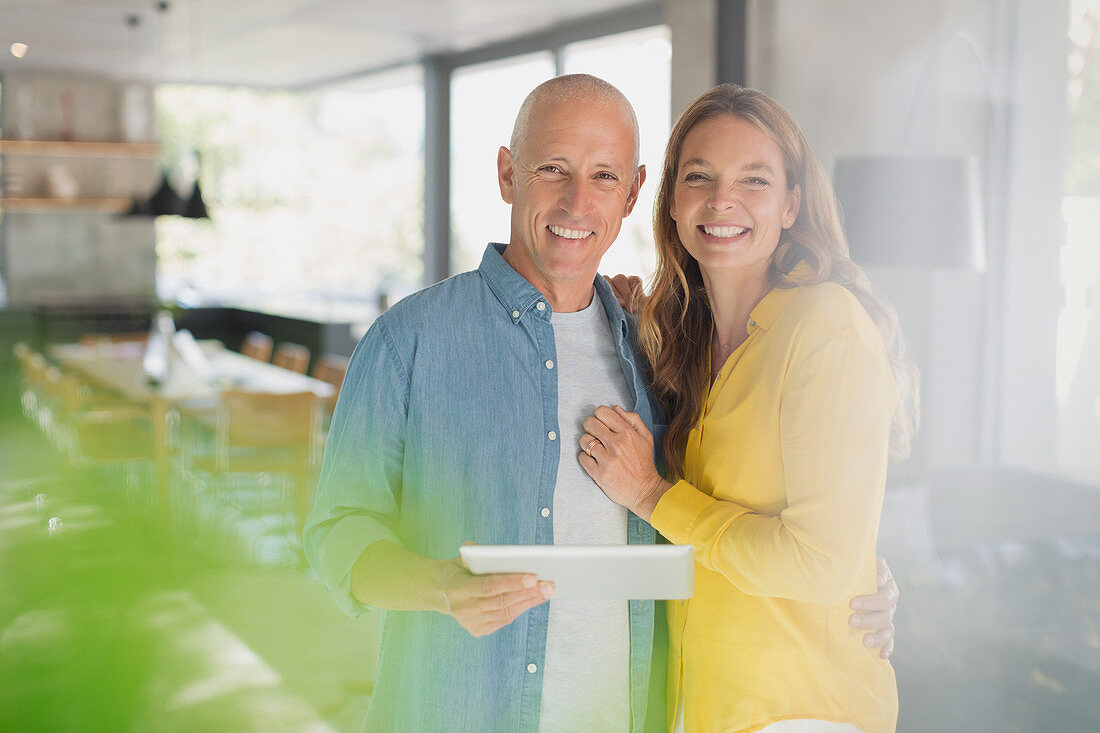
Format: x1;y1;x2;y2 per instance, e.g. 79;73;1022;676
707;184;738;212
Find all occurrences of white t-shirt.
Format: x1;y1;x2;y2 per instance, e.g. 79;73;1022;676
538;293;633;733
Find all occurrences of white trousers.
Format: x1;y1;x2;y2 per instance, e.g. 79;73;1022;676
673;699;864;733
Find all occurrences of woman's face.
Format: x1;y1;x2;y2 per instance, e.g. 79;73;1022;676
670;114;800;280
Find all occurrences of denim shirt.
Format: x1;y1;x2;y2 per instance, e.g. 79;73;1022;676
304;243;666;732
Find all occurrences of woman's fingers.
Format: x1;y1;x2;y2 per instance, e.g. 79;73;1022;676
612;404;650;435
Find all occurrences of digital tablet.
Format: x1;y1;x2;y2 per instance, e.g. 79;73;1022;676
459;545;694;600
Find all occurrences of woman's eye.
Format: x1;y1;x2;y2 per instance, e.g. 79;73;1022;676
684;172;707;183
743;177;769;189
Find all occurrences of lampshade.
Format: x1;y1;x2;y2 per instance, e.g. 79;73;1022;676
833;155;985;271
149;171;186;216
183;180;209;219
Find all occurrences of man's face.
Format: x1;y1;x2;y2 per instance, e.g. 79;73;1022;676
497;95;645;297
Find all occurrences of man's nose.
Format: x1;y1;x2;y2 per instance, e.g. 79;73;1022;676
560;178;594;218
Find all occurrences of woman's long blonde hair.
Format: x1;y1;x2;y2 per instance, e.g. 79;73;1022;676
639;84;919;476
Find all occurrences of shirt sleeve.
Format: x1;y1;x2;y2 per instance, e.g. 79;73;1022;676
649;325;894;605
303;316;409;618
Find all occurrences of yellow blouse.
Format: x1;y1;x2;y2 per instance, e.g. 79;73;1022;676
650;279;899;733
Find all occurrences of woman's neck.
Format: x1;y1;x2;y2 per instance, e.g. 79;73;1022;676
701;262;772;368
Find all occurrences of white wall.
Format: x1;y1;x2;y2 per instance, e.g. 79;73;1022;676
736;0;1066;473
1;69;159;305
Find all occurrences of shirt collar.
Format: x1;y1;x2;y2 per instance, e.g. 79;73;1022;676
477;242;629;339
478;243;553;323
748;262;814;332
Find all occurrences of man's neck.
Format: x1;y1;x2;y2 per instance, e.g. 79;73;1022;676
501;245;597;314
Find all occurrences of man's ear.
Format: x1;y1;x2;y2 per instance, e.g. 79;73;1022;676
622;164;646;217
497;146;516;205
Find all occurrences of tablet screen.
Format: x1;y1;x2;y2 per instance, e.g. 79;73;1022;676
459;545;694;600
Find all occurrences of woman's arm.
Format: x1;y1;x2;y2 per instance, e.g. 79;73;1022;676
582;326;894;606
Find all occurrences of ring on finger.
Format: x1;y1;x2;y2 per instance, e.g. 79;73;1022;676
585;438;601;456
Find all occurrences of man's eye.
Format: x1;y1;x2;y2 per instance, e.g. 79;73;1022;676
541;165;563;174
597;172;618;181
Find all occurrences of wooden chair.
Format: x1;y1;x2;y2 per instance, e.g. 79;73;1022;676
187;390;322;544
13;343;39;421
272;342;310;375
240;331;274;362
44;366;153;468
78;331;149;346
311;353;349;393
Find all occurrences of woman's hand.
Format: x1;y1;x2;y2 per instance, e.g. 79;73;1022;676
579;404;672;522
603;274;646;314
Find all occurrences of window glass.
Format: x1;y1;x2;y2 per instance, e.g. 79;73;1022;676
450;52;555;274
564;25;672;282
1057;0;1100;484
155;67;424;307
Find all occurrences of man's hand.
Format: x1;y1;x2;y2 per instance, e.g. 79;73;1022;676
438;558;554;638
849;555;898;659
350;541;552;638
604;274;645;314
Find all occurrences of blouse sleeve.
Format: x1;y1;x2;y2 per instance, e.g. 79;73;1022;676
649;324;894;605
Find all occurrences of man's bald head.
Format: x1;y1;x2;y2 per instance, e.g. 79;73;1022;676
509;73;640;167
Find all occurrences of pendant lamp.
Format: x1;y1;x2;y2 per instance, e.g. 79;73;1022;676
183;150;210;219
118;14;154;219
149;171;186;216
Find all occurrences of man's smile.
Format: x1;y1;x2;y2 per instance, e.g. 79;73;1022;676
547;224;595;240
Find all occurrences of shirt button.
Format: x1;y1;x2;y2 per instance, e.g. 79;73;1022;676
536;301;546;311
527;663;538;674
540;507;550;518
548;431;557;441
512;310;520;319
748;319;756;327
545;360;554;369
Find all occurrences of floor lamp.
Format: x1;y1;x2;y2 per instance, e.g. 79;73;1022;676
834;154;986;469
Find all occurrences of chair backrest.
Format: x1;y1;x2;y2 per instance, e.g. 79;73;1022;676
311;353;349;392
13;343;35;384
218;390;318;448
272;342;310;375
78;331;149;346
240;331;274;362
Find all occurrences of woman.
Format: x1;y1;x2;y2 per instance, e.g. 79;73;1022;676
579;84;918;733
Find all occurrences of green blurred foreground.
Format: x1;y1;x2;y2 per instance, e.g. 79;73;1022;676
0;418;379;732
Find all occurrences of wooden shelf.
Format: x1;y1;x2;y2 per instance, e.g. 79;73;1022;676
0;139;159;158
1;197;133;214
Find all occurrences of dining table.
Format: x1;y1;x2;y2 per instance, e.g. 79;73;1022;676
47;339;336;530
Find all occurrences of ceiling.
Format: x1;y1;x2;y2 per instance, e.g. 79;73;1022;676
0;0;653;89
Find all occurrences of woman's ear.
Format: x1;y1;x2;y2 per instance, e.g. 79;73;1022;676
783;184;801;228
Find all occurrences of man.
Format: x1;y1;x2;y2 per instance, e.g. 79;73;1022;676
304;74;895;732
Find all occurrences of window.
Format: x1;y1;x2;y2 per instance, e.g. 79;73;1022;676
449;53;555;274
447;25;672;280
1057;0;1100;484
155;67;425;305
563;26;671;281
